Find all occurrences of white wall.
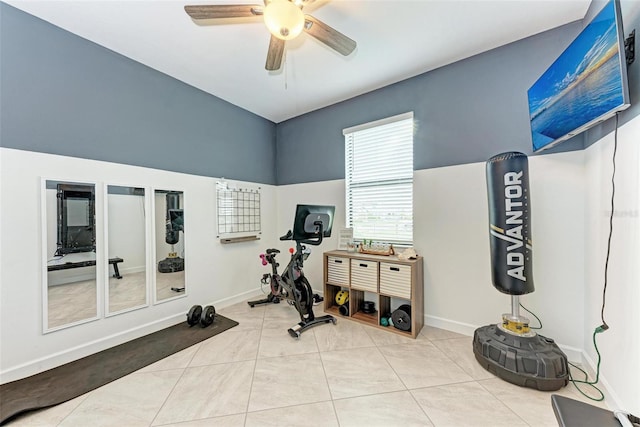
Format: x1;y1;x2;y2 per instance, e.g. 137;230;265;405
0;148;277;383
414;151;586;356
2;142;637;412
583;115;640;413
277;152;586;357
108;191;146;273
276;141;639;412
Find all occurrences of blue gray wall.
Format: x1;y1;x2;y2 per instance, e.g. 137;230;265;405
2;2;637;186
276;0;639;185
275;22;587;185
0;3;277;185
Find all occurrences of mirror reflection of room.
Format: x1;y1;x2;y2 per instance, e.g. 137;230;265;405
155;190;185;302
45;181;98;330
106;185;148;315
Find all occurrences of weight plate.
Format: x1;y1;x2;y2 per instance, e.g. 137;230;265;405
200;305;216;328
339;304;349;316
391;304;412;331
187;305;203;326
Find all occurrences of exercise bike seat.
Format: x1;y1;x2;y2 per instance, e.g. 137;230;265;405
266;248;280;255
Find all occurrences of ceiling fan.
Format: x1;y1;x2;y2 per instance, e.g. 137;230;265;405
184;0;357;71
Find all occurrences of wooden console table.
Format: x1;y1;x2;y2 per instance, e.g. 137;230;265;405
323;250;424;338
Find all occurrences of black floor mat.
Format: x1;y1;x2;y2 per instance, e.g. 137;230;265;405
0;314;238;425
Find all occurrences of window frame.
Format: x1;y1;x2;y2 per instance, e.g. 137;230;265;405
343;112;414;246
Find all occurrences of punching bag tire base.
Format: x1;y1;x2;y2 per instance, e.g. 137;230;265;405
473;324;569;391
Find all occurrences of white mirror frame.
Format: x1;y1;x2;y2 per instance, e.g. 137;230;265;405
152;188;187;305
103;183;152;317
41;177;103;334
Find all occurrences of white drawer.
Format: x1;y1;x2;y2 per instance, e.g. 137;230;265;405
350;259;378;292
379;262;412;299
327;256;349;286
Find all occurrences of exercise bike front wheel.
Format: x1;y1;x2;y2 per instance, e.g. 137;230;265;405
287;323;303;339
287;328;301;339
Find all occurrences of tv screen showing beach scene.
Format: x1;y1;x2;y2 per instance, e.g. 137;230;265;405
527;0;630;152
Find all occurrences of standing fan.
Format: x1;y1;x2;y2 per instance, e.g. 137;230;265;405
184;0;357;71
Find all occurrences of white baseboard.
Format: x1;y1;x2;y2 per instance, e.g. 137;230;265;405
0;288;263;385
424;314;583;362
424;314;476;337
0;313;183;384
118;265;145;275
424;314;632;411
580;351;620;411
208;287;264;310
421;312;634;409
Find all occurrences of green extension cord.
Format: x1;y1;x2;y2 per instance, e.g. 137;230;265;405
567;329;605;402
519;302;605;402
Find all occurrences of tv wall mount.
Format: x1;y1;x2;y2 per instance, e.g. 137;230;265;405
626;30;635;66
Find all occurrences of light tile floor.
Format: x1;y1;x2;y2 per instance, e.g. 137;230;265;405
9;299;608;426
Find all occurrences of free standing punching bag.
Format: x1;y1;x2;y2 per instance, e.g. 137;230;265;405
158;192;185;273
486;152;534;295
165;192;181;245
473;151;569;392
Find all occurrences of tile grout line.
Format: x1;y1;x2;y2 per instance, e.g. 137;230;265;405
147;336;205;427
314;328;342;426
406;388;437;426
243;302;267;426
475;378;532;426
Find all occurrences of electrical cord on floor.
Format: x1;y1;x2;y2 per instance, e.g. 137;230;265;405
519;302;542;329
519;303;606;401
567;330;605;401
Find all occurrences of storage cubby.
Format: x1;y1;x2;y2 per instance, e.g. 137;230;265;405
323;250;424;338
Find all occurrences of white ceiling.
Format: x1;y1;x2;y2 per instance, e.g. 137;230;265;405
5;0;591;123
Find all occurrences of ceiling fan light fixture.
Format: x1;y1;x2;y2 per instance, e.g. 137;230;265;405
263;0;304;40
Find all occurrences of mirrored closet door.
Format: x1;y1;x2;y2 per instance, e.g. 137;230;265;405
43;180;99;331
154;189;186;303
105;185;149;315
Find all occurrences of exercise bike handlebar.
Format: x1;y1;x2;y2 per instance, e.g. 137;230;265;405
278;221;325;246
279;230;293;241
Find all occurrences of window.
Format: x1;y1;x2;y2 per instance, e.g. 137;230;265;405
344;112;414;246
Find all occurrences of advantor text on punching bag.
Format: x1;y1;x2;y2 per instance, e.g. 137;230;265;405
486;152;534;295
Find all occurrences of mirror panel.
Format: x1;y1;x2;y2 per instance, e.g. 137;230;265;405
106;185;148;315
154;189;185;302
43;180;98;331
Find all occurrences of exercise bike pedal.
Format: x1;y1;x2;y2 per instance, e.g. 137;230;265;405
312;293;323;306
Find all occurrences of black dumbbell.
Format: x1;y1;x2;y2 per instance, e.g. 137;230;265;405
186;305;202;326
200;305;216;328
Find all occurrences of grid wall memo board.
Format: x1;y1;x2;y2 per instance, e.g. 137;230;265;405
216;181;261;240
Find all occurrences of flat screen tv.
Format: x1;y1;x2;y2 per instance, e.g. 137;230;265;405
527;0;630;152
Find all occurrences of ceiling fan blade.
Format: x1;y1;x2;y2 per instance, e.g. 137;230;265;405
265;36;286;71
184;5;263;20
303;14;356;56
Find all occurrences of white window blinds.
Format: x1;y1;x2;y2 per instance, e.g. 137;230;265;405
344;112;414;245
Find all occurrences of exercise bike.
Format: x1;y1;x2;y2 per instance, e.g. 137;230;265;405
247;248;284;307
247;204;337;338
248;248;324;308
